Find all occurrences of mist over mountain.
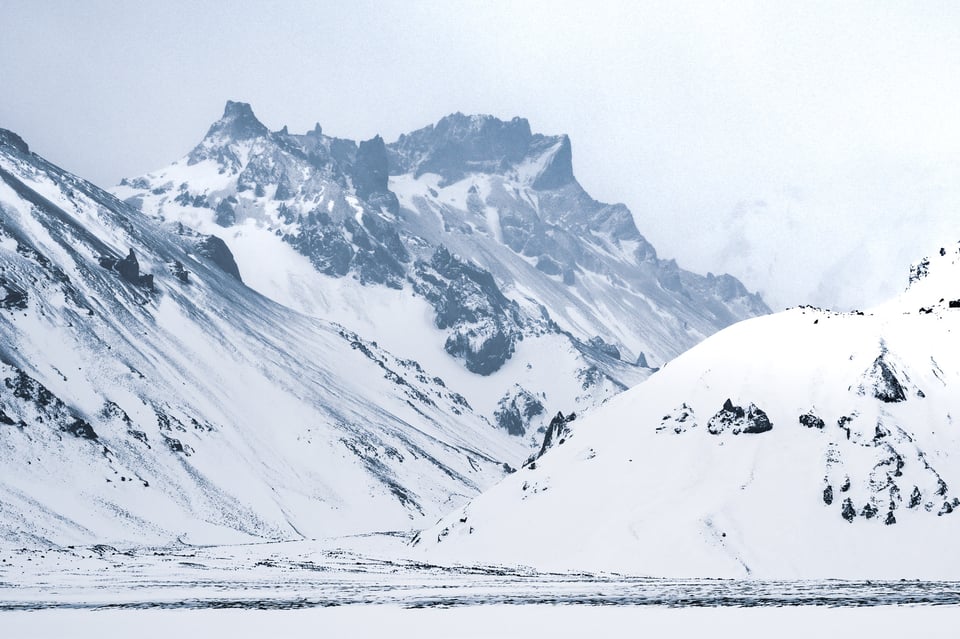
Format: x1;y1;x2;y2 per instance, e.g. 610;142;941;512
115;101;768;441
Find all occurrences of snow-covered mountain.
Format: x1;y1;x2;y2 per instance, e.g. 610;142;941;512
417;244;960;579
114;102;768;441
0;127;530;546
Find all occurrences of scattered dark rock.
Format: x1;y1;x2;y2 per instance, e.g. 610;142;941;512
799;412;825;429
63;418;98;440
164;436;186;454
909;487;922;508
0;279;28;310
823;484;834;505
885;511;897;525
170;261;190;283
659;402;696;434
841;498;856;522
837;414;855;440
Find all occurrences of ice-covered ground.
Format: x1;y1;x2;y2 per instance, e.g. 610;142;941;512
5;604;960;639
2;537;959;637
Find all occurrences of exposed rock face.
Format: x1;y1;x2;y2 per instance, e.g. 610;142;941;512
3;366;98;440
412;247;523;375
0;128;532;545
389;113;542;186
115;249;141;282
494;385;545;436
117;103;769;386
586;336;621;360
820;409;956;526
0;129;29;155
841;498;857;522
859;352;908;403
197;236;243;282
0;279;27;310
799;412;826;429
98;249;154;290
525;411;577;466
706;399;773;435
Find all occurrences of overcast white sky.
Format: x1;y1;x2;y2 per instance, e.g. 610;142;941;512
3;1;959;309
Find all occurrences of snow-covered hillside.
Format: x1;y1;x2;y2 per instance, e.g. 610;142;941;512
113;103;768;441
418;244;960;578
0;127;532;546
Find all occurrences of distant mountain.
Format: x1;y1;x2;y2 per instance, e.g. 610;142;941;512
114;102;768;440
0;127;528;546
416;244;960;579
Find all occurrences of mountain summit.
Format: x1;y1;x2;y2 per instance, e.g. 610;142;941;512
114;101;768;441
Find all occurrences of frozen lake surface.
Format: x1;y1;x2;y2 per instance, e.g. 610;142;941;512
2;538;959;638
2;538;960;611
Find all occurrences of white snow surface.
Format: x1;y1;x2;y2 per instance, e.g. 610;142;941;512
4;602;959;639
418;244;960;578
0;135;526;547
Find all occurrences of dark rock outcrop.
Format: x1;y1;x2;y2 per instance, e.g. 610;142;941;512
99;249;154;290
0;278;28;310
859;352;908;403
707;399;773;435
412;247;523;375
525;411;577;466
197;236;243;282
494;386;545;437
799;412;825;430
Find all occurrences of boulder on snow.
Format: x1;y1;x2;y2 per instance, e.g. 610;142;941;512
799;412;825;429
707;399;773;435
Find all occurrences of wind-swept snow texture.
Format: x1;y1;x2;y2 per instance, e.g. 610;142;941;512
114;103;768;442
0;128;528;547
420;244;960;579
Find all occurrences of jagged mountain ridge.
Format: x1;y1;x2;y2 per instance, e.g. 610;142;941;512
417;244;960;579
0;127;528;546
114;102;768;438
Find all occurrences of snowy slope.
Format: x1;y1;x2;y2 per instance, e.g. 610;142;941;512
418;243;960;578
114;103;768;442
0;128;527;547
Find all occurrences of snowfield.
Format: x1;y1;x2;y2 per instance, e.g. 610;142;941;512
6;604;960;639
418;244;960;578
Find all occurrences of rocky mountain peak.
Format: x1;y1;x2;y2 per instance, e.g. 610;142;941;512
388;112;541;184
530;133;573;190
0;128;30;155
203;100;270;143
